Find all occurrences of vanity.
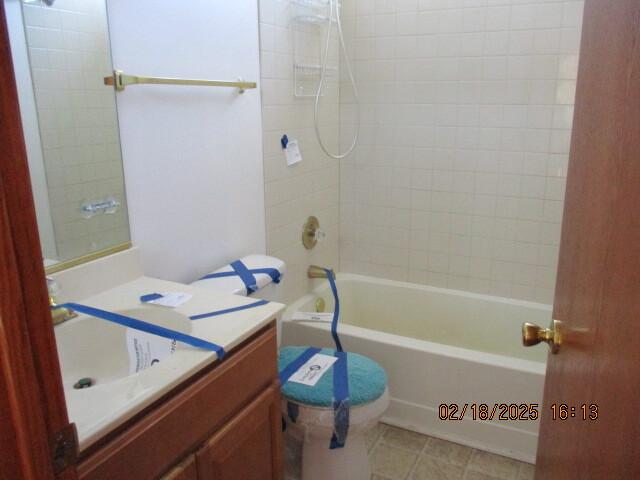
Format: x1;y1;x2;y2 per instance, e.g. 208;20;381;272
79;324;281;480
48;249;285;480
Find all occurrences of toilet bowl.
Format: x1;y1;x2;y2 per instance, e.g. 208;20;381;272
283;389;389;480
279;346;389;480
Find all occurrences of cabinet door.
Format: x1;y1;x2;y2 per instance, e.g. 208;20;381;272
161;455;197;480
196;382;282;480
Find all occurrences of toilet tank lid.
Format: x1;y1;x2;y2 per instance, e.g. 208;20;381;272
190;254;286;296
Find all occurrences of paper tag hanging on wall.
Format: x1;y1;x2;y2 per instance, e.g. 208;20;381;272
284;139;303;166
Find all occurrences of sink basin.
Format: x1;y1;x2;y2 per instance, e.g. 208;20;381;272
55;307;192;389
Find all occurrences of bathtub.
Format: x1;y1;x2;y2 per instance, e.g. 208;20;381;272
281;273;549;463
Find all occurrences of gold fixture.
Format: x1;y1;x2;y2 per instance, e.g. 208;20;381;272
315;297;326;312
522;319;563;354
302;216;321;250
45;242;132;274
104;70;257;93
49;296;77;326
47;276;77;325
308;265;335;280
50;302;77;325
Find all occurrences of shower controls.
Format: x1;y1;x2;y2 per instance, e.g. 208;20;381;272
302;215;325;249
522;319;563;354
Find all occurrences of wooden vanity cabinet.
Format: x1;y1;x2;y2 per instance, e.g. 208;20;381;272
77;323;283;480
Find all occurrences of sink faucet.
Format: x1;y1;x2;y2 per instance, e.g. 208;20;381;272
47;277;77;325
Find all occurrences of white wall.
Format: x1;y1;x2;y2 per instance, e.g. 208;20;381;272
107;0;266;283
339;0;584;304
258;0;341;304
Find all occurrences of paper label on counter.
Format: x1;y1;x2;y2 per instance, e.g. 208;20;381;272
147;292;192;308
290;311;334;323
126;329;177;375
287;353;337;387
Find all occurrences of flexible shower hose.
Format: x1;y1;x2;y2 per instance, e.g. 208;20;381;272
313;0;360;159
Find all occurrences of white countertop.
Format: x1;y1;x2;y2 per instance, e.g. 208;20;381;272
54;276;284;449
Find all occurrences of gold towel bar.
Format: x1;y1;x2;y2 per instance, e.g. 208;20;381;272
104;70;257;93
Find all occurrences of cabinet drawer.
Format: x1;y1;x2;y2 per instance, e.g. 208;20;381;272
78;324;277;480
196;382;282;480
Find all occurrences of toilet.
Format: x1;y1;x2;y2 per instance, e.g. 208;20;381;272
192;255;389;480
279;346;389;480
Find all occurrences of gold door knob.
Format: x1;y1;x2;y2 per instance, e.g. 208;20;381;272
522;319;562;354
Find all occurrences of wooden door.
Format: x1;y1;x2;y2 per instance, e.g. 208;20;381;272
0;2;78;479
196;383;283;480
535;1;640;478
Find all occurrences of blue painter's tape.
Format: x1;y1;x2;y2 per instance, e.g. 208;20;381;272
278;274;350;449
287;401;299;423
188;299;269;321
249;267;282;284
230;260;258;294
330;351;350;449
325;269;343;352
199;260;282;294
140;293;164;303
60;303;225;358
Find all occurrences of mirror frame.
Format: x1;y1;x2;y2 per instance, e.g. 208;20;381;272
44;241;131;274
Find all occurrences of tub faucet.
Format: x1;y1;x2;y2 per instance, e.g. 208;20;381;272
47;277;77;325
307;265;335;279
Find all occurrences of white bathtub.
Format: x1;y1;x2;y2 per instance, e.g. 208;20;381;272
281;273;549;463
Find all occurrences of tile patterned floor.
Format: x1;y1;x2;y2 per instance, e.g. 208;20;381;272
367;423;535;480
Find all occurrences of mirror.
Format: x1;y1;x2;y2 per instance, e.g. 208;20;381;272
5;0;130;270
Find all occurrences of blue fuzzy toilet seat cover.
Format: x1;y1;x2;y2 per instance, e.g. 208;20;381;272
278;346;388;408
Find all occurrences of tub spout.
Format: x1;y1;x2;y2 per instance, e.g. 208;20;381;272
308;265;335;279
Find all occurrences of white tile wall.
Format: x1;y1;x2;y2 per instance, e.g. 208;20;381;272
338;0;584;304
22;0;128;260
259;0;342;303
